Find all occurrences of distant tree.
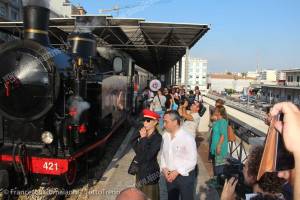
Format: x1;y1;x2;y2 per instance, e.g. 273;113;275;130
226;72;232;75
225;88;236;95
241;72;247;77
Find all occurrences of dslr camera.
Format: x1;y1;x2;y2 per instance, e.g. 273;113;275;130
217;157;252;198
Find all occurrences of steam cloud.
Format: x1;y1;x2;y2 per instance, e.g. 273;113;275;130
75;16;106;33
22;0;50;9
97;47;125;60
68;95;90;123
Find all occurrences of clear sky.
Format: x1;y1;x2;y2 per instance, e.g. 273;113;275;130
70;0;300;72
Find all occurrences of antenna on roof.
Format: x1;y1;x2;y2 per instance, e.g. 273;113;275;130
99;4;139;16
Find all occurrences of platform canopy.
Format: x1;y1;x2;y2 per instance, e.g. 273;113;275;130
0;15;209;74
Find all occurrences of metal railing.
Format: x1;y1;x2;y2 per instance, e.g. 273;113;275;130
208;105;266;163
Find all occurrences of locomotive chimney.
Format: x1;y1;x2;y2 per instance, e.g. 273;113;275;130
68;33;96;61
23;5;50;46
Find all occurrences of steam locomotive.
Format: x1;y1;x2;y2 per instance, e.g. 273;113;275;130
0;4;152;188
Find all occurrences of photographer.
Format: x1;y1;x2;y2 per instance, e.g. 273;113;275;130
178;99;201;138
270;102;300;199
220;145;287;200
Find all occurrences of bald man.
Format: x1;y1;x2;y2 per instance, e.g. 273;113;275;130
116;187;147;200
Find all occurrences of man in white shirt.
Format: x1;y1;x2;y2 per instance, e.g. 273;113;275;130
178;99;201;138
161;110;198;200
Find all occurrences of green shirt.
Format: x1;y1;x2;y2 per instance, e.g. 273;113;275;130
210;119;229;165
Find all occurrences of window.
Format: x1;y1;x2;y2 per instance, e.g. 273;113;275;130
0;4;6;17
11;9;18;20
297;76;300;82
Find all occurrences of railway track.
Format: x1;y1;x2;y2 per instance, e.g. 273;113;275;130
206;94;266;120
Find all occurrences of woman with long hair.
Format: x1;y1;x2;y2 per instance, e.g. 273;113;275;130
210;105;229;176
151;89;166;129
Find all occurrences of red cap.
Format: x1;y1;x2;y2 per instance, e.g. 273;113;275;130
142;109;160;120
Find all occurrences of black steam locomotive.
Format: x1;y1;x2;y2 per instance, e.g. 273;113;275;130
0;4;146;188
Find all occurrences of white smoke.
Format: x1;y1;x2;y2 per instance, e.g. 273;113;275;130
68;95;90;123
97;47;125;60
22;0;50;9
76;16;106;33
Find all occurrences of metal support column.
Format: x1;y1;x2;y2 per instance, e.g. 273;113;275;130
173;65;177;86
184;47;189;87
170;67;173;85
178;58;182;86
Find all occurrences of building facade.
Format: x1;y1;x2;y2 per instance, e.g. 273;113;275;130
208;73;256;93
0;0;22;42
0;0;22;22
277;71;286;81
260;69;277;82
173;56;208;91
261;69;300;106
49;0;86;18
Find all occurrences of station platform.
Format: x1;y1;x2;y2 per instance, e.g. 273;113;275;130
73;104;220;200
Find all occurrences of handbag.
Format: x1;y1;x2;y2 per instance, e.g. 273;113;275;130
156;95;166;112
227;125;236;142
128;156;139;175
198;104;206;117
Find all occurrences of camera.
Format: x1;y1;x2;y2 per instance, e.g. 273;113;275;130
217;157;252;198
179;97;188;105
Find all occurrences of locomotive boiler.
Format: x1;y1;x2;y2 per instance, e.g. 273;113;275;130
0;3;133;188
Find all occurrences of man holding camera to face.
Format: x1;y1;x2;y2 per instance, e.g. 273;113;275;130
178;99;201;138
220;146;286;200
270;102;300;200
221;101;300;200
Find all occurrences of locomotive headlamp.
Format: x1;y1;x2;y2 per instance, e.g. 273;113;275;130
41;131;53;144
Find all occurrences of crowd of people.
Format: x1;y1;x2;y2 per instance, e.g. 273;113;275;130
116;85;300;200
129;86;204;200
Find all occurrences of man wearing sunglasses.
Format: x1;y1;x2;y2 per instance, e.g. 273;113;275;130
178;99;201;138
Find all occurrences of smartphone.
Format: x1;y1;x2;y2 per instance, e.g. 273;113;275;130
275;113;295;171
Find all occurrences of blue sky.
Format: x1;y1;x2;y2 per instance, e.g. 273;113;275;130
70;0;300;72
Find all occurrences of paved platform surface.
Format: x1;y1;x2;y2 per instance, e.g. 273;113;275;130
84;106;219;200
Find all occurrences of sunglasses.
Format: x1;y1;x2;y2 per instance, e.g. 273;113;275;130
143;118;153;122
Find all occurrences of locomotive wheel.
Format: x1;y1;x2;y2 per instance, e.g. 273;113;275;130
65;160;77;186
